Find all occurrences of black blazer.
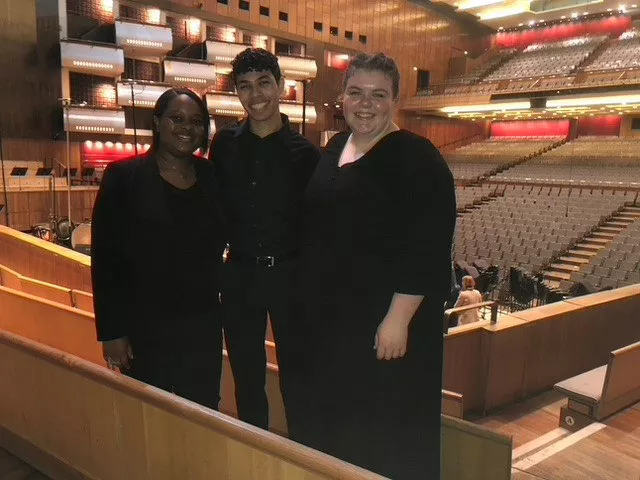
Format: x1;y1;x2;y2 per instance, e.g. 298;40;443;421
90;154;225;341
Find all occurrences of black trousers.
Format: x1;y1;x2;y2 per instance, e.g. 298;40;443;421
124;308;223;411
220;259;306;438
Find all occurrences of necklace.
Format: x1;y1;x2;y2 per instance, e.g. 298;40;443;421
158;157;193;180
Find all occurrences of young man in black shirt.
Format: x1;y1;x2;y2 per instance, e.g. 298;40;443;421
208;48;319;438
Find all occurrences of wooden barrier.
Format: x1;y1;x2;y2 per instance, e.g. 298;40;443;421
19;276;73;307
0;330;387;480
0;225;91;292
443;285;640;413
71;289;94;313
0;285;512;479
2;223;639;417
0;264;22;290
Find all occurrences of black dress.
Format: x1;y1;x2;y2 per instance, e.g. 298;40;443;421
91;154;226;410
296;130;456;479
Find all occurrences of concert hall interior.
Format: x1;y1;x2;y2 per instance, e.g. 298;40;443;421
0;0;640;478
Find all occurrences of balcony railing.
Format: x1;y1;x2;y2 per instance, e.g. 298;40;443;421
60;39;125;77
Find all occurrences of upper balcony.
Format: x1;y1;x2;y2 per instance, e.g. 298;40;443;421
63;107;126;134
115;19;173;59
60;40;125;77
205;93;316;123
163;59;216;89
116;81;172;108
205;41;317;80
277;54;318;81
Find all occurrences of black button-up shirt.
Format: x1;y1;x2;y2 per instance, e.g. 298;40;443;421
209;115;320;256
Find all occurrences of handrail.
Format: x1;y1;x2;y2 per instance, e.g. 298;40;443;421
0;225;91;267
438;133;484;151
0;329;387;480
444;301;498;333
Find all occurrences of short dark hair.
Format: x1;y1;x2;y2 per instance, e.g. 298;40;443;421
231;48;282;85
150;87;210;153
343;53;401;100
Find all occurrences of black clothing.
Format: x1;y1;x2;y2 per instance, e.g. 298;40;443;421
209;115;319;256
219;260;305;434
124;308;222;410
208;115;319;434
296;130;456;479
91;153;225;409
161;179;220;316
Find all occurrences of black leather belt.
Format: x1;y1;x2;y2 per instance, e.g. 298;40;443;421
226;249;299;267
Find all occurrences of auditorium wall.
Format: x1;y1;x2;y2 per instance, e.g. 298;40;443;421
0;0;62;140
1;0;483;159
401;114;486;149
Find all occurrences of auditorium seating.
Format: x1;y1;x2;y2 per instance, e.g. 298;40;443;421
494;137;640;187
561;214;640;290
453;187;629;274
584;34;640;72
483;36;606;82
444;50;516;87
445;138;563;181
455;184;502;210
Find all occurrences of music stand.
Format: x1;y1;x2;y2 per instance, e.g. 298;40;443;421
81;167;96;185
35;167;53;176
10;167;28;176
62;167;78;178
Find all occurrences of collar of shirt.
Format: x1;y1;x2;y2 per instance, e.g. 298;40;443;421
234;113;293;147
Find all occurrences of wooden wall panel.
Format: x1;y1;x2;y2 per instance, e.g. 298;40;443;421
0;0;62;139
169;0;473;98
0;290;511;480
0;188;97;231
401;114;486;149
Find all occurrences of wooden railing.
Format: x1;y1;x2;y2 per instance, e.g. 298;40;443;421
0;285;513;480
0;329;388;480
0;225;91;292
443;285;640;413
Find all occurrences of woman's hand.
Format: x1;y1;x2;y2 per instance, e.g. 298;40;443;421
374;315;409;360
102;337;133;371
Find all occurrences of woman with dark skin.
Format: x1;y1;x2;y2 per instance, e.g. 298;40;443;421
91;87;225;409
296;54;456;479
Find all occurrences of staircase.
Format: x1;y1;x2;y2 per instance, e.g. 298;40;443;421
487;137;569;179
543;205;640;288
574;37;614;72
476;50;518;83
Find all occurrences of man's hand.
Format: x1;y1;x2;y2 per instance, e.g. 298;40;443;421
102;337;133;371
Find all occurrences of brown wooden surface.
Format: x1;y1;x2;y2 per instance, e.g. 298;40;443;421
0;330;388;480
0;284;512;480
19;276;74;307
71;289;94;313
0;189;98;232
520;401;640;480
0;225;91;292
443;285;640;415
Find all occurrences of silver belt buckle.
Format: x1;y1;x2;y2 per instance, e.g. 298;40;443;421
258;255;275;267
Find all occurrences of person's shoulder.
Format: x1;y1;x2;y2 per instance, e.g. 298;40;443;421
392;130;443;159
194;154;214;171
103;154;144;176
212;122;241;143
289;130;321;157
322;131;350;153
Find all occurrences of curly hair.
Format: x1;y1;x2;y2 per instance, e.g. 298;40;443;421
231;48;282;85
342;53;400;100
